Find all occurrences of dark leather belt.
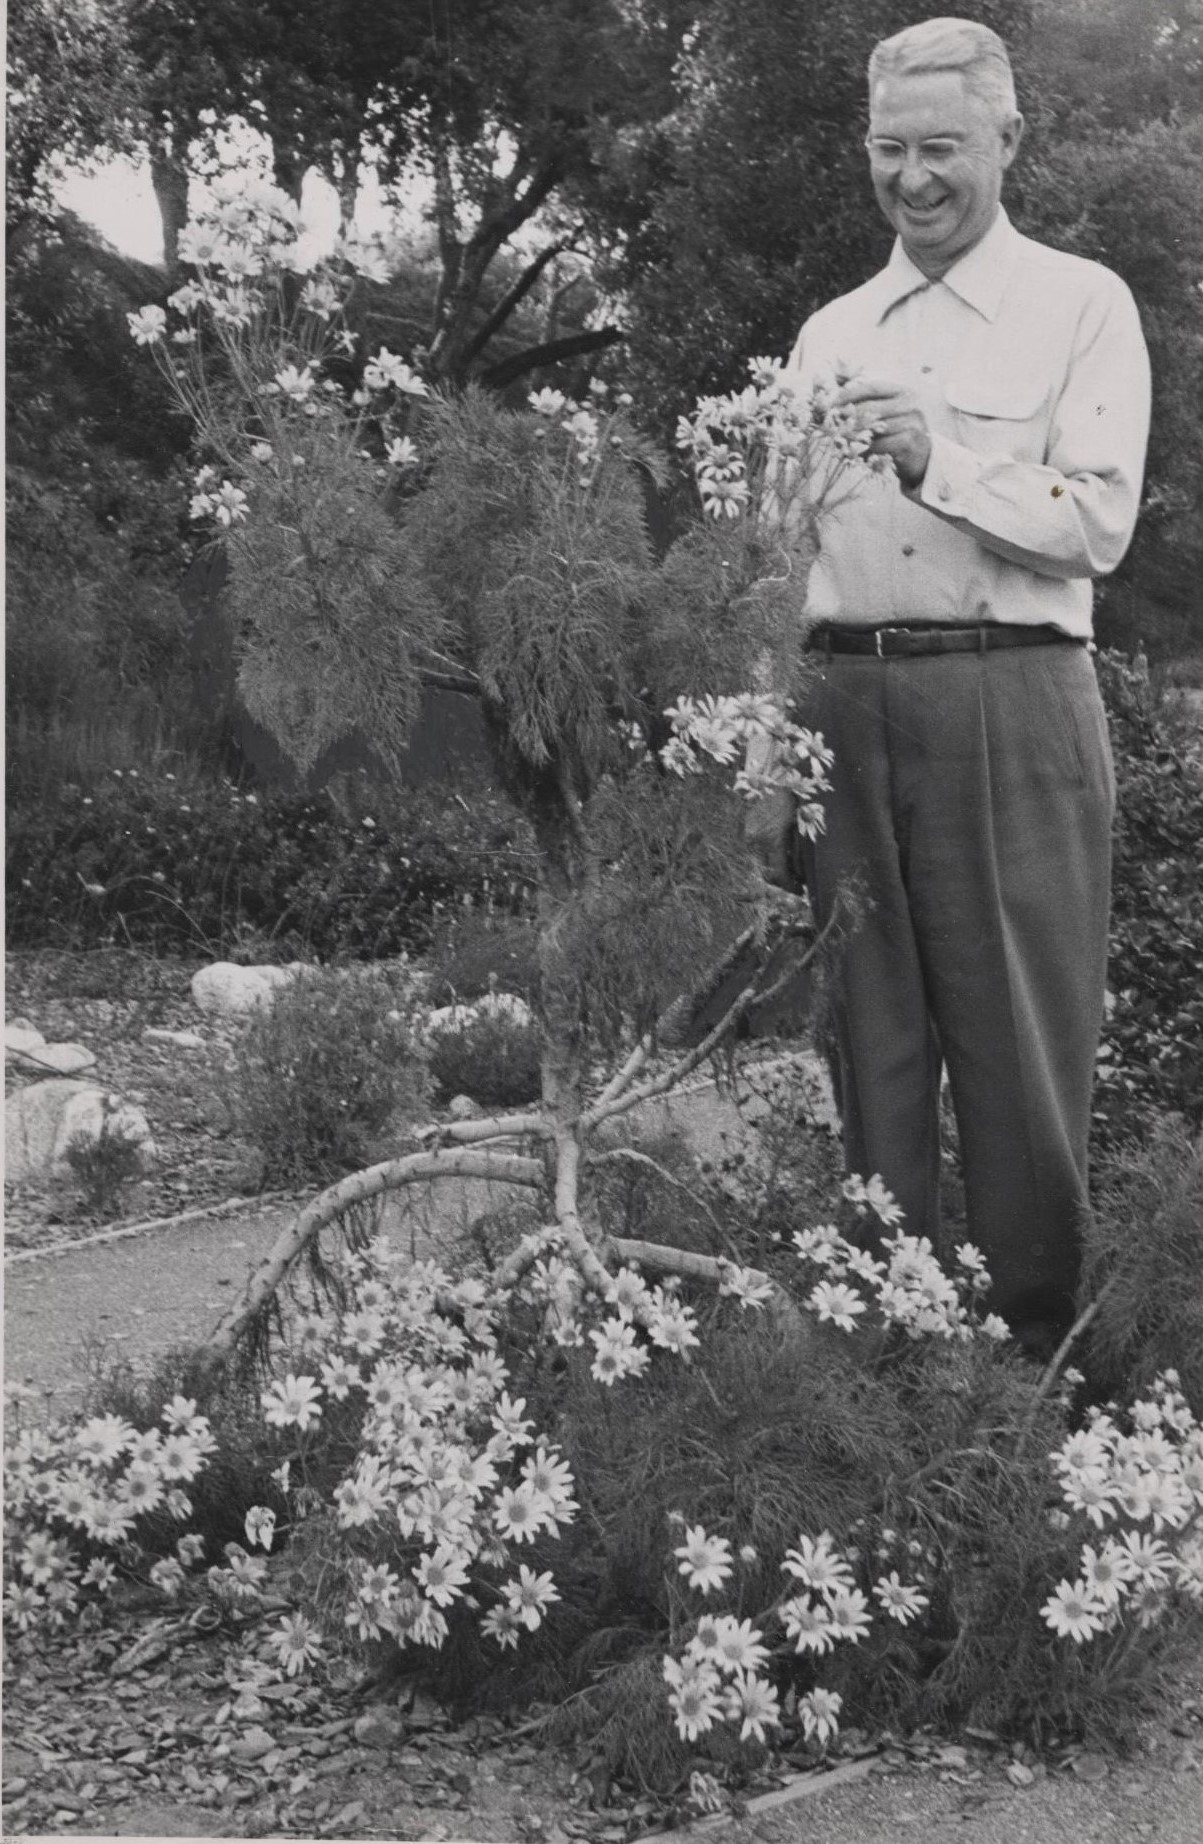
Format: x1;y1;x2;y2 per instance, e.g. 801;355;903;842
809;624;1083;658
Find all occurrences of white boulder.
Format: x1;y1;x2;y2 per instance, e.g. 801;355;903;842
5;1080;156;1184
190;962;303;1018
422;991;534;1041
7;1040;98;1077
5;1022;46;1061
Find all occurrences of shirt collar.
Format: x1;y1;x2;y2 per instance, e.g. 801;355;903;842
872;207;1020;324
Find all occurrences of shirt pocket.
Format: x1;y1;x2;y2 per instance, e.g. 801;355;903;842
943;372;1050;463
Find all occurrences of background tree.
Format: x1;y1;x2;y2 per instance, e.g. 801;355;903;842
122;0;699;390
598;0;1034;432
6;0;142;237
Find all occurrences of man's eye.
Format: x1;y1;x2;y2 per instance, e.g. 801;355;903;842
920;143;957;161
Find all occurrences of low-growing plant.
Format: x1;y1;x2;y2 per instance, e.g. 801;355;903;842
425;1003;543;1110
1082;1122;1203;1409
62;1121;146;1220
216;965;429;1187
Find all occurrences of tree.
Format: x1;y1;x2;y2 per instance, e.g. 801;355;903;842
6;0;143;236
597;0;1034;431
1015;115;1203;656
122;0;699;389
1025;0;1203;129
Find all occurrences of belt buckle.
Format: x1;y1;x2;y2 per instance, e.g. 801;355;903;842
875;626;904;657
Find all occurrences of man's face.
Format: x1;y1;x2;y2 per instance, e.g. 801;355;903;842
866;69;1023;278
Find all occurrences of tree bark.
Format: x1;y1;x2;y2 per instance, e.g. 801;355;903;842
150;150;189;277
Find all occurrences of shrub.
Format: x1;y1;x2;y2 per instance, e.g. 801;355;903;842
425;1004;543;1110
5;768;536;960
216;965;429;1187
1095;651;1203;1144
426;910;541;1005
1083;1122;1203;1410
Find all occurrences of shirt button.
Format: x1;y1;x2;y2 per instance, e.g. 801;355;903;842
902;544;915;557
937;482;952;502
920;364;933;375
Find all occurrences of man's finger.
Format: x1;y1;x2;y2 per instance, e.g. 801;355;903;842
833;377;905;406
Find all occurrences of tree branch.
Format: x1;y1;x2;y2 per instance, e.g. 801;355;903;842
480;327;624;392
462;239;573;368
582;903;840;1134
200;1148;545;1365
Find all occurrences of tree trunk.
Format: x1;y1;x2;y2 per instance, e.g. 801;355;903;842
150;151;189;277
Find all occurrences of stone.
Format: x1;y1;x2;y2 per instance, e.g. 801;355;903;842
143;1027;207;1050
4;1081;156;1183
190;962;303;1018
229;1727;277;1764
447;1094;483;1120
5;1023;46;1059
423;990;533;1040
8;1041;97;1077
352;1708;407;1751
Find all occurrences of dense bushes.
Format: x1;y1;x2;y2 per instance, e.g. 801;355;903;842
1094;652;1203;1143
6;770;536;961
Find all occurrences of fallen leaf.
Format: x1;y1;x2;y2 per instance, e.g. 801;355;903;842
1005;1762;1035;1788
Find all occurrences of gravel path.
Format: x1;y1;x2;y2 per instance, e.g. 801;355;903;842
4;1199;297;1402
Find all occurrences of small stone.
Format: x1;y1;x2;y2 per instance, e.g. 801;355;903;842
229;1726;277;1763
143;1027;206;1050
353;1707;407;1751
448;1093;483;1120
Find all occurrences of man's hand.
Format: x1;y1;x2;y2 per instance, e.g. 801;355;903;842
834;376;932;489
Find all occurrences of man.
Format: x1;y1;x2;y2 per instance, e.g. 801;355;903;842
781;17;1150;1356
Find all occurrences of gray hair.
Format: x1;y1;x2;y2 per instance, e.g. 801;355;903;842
868;17;1018;122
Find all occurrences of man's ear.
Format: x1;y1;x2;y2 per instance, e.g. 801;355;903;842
1000;111;1025;170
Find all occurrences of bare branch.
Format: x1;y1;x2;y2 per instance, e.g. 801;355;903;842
589;1146;732;1245
462;239;573;368
201;1148;545;1365
582;902;842;1133
610;1236;797;1320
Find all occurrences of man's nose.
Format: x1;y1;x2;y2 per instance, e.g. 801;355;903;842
900;147;929;185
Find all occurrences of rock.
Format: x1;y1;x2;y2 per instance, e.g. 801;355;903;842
190;962;303;1018
143;1027;207;1050
423;991;533;1040
447;1094;483;1120
4;1081;156;1183
229;1726;277;1763
352;1707;407;1751
5;1023;46;1059
8;1041;98;1077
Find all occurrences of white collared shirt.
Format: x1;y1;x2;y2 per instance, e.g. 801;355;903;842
785;209;1151;636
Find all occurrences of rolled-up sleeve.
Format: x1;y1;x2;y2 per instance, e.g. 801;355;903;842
917;273;1151;580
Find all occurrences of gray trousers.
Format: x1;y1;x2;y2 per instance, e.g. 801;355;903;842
798;641;1115;1335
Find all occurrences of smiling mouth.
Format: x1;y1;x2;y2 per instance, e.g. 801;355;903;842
900;197;948;216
